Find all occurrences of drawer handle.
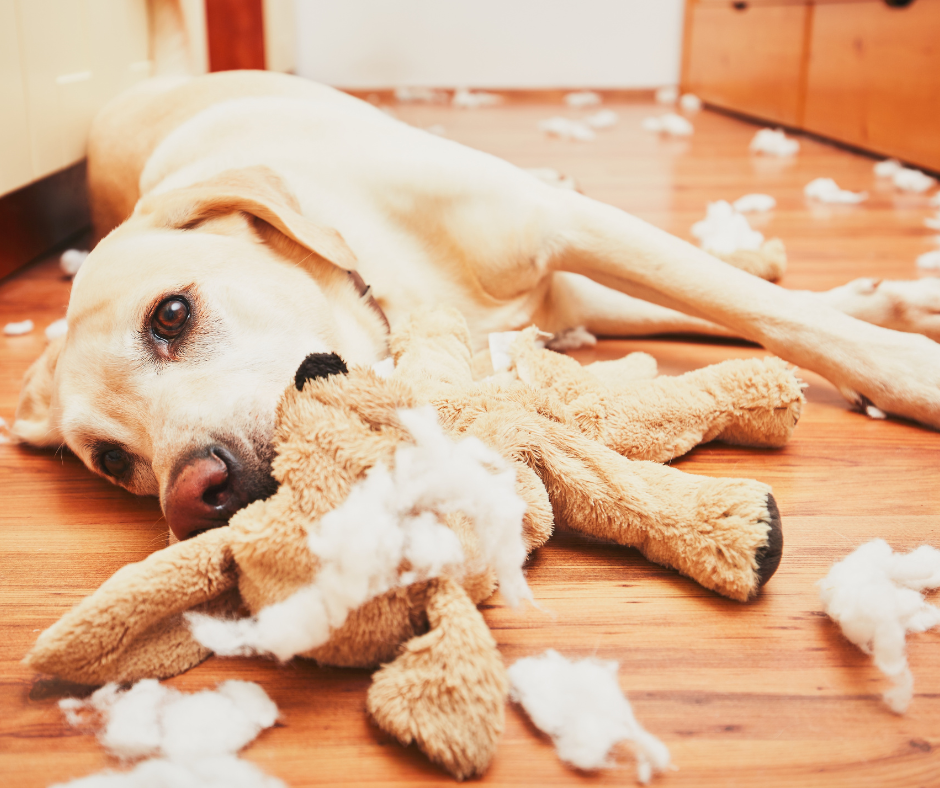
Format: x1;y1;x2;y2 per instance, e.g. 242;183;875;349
732;1;748;9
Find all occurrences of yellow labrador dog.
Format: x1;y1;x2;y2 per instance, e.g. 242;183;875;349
13;69;940;542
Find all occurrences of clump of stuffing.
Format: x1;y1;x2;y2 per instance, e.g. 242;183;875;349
865;404;887;420
804;178;868;205
60;249;89;277
678;93;702;112
188;406;530;661
4;319;34;336
45;318;68;340
892;168;936;194
654;86;678;105
750;128;799;157
818;539;940;713
508;650;671;784
452;88;502;109
691;201;764;256
585;109;618;129
394;86;447;104
53;679;283;787
874;159;902;178
545;326;597;352
917;250;940;270
564;91;601;108
642;113;693;137
733;193;776;213
538;117;596;142
525;167;578;191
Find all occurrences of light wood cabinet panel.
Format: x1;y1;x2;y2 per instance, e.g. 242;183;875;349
0;0;33;194
804;0;940;172
683;2;811;127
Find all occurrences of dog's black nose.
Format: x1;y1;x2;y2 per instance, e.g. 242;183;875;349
294;352;348;390
164;447;250;541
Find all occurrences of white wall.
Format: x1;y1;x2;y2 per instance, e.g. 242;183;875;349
295;0;685;89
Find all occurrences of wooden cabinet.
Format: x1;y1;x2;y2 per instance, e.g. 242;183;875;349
682;0;940;172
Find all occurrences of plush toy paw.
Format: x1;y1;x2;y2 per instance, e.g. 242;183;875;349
366;577;507;780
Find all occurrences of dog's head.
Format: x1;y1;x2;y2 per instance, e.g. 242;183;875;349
13;166;389;542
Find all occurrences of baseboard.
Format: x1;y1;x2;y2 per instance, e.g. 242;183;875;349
0;161;91;282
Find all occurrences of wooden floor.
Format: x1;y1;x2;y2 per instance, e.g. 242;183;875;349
2;97;939;787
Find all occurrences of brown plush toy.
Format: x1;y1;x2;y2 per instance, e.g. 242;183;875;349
26;308;803;780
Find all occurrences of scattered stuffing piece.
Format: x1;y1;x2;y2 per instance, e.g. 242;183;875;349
45;318;68;340
370;357;395;379
424;124;446;136
691;201;764;256
893;168;936;194
188;406;530;661
641;113;693;137
394;86;447;104
678;93;702;112
654;86;678;105
917;250;940;270
525;167;578;191
564;90;601;108
804;178;868;204
60;249;89;277
584;109;619;129
925;214;940;231
865;405;887;420
0;416;10;445
53;679;284;787
818;539;940;713
545;326;597;352
874;159;902;178
733;193;776;213
3;319;34;336
749;128;799;157
538;116;596;142
452;88;502;109
508;650;671;784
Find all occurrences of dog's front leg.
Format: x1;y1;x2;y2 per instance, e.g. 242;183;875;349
549;192;940;430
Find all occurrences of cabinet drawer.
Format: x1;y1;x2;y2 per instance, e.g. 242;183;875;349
684;2;810;126
804;0;940;171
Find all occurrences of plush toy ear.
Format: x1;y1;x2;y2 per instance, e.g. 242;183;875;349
24;528;240;685
11;335;65;447
135;165;359;272
294;352;349;390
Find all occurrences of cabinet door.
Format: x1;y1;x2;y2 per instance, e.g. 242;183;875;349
804;0;940;172
0;0;33;194
683;1;811;126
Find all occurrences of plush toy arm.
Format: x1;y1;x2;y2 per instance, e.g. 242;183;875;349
366;576;508;780
388;308;476;396
25;528;239;685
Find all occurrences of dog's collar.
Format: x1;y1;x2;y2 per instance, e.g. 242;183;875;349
346;269;390;334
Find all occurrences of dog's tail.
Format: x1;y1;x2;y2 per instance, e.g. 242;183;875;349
148;0;208;77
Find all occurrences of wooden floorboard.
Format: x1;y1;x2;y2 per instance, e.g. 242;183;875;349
1;98;939;787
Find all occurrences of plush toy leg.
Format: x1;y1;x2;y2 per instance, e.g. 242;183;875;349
367;576;508;780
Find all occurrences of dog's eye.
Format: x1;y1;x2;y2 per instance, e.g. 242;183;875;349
152;297;190;339
100;448;129;478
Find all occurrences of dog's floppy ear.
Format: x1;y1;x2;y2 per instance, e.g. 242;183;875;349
135;165;359;271
12;335;65;447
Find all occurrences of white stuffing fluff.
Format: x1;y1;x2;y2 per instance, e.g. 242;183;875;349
641;113;693;137
749;128;799;157
545;326;597;352
538;117;596;142
4;319;34;336
818;539;940;713
564;90;601;108
525;167;578;191
0;415;10;444
654;86;678;105
188;406;530;662
508;650;671;784
804;178;868;204
865;405;887;420
394;86;447;104
452;88;502;109
60;248;89;276
45;317;68;340
691;201;763;256
584;109;619;129
874;159;902;178
892;167;936;194
678;93;702;112
733;193;776;213
370;356;395;379
916;250;940;270
53;679;284;787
